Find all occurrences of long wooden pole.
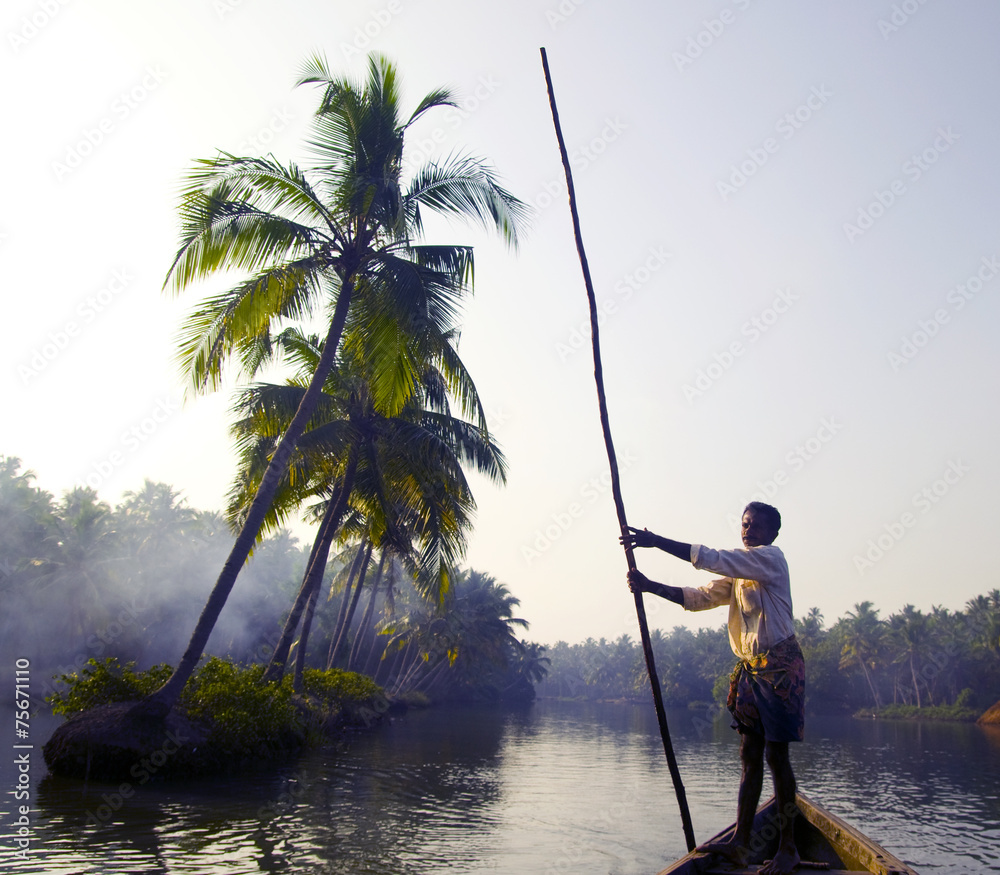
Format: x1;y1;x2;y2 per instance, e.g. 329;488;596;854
540;47;696;853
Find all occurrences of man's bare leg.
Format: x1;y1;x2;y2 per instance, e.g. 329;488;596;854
760;740;800;875
697;731;765;866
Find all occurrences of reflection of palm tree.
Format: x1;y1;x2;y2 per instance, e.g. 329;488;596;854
840;601;887;708
145;54;525;715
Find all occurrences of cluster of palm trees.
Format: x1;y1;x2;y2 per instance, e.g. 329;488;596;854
141;53;529;714
0;471;282;690
539;629;732;704
0;458;546;706
538;598;1000;715
820;597;1000;712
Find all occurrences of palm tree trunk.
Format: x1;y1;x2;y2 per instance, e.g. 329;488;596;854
386;639;418;696
377;638;408;690
325;543;367;669
137;279;356;717
362;612;387;678
910;654;922;708
263;452;359;684
328;541;372;669
348;551;387;672
371;644;394;686
292;582;320;692
393;642;437;696
262;495;340;684
860;659;882;709
413;658;448;696
291;472;366;693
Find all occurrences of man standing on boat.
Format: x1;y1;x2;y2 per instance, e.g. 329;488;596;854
621;501;804;875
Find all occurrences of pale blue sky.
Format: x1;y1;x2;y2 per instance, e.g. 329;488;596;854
3;0;999;645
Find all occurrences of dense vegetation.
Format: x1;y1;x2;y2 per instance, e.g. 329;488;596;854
5;455;997;726
0;457;543;713
538;598;1000;720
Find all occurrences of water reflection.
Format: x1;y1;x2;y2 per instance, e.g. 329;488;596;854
4;703;999;873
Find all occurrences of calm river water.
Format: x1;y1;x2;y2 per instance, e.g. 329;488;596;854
2;701;999;873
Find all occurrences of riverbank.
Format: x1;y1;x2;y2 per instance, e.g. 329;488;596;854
853;702;982;722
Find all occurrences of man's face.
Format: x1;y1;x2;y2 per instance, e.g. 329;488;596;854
741;510;777;548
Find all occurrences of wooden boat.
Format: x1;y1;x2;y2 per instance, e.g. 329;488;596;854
657;793;918;874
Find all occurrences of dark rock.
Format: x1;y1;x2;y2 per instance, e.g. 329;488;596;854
43;701;212;781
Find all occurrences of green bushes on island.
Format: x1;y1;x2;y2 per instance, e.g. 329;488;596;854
47;656;389;763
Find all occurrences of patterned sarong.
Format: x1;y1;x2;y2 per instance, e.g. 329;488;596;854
726;635;805;742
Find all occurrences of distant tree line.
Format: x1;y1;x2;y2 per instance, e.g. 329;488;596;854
0;457;545;710
537;597;1000;718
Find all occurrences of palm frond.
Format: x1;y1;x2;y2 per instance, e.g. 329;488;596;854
173;258;327;392
405;151;529;249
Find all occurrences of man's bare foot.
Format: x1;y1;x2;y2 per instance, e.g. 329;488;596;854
696;840;749;866
760;845;801;874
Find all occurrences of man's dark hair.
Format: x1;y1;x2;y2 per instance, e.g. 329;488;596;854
744;501;781;535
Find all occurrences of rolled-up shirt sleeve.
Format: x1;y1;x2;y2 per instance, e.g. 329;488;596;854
682;577;734;612
691;544;787;581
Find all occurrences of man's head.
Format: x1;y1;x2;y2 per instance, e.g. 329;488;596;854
742;502;781;547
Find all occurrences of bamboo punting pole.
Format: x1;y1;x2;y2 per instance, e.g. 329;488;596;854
539;47;697;853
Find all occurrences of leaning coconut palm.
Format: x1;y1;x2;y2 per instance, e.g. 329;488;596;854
139;54;525;715
379;569;529;701
225;328;505;685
